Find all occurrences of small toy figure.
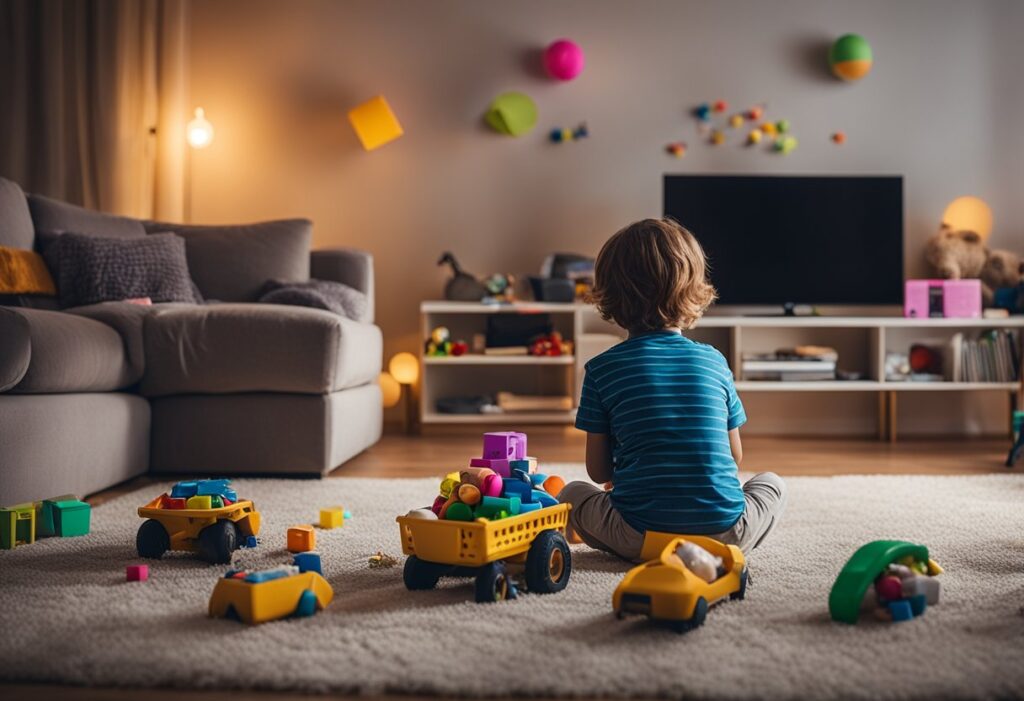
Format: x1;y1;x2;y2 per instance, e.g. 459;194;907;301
368;551;399;568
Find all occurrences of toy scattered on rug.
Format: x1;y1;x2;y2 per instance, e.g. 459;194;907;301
549;123;588;143
1;494;91;549
396;431;572;602
209;553;333;624
288;525;316;553
829;540;942;624
126;564;149;582
425;326;469;357
614;532;747;633
136;479;260;564
421;432;565;522
368;551;399;569
530;331;572;356
319;506;352;529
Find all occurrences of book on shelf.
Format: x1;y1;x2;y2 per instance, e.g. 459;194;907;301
946;329;1019;383
483;346;529;356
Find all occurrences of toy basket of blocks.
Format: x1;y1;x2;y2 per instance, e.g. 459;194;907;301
396;431;573;603
136;479;261;564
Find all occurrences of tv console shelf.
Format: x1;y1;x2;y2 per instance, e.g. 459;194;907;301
419;301;1023;441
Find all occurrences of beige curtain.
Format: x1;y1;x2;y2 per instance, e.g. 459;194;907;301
0;0;189;220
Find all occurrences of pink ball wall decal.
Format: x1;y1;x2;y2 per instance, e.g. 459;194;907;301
543;39;585;81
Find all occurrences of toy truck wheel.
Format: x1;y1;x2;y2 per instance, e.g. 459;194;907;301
136;519;170;559
731;568;749;601
198;520;238;564
525;529;571;594
475;562;512;603
673;596;709;633
403;556;442;590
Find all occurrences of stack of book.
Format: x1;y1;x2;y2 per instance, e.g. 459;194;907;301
947;330;1019;383
742;346;838;382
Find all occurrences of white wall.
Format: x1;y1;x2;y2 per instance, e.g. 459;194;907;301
187;0;1024;435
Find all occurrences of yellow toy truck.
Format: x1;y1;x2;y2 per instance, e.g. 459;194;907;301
209;563;333;624
136;480;260;564
613;532;747;633
396;503;571;603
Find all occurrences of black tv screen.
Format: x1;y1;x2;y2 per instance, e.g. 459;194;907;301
663;175;904;306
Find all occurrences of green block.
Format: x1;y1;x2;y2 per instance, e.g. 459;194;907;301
53;500;90;537
484;92;538;137
445;502;474;521
1;503;36;549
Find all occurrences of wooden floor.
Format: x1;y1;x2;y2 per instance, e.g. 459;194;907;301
10;430;1017;701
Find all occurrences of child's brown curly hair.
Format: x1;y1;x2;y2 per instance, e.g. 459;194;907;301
591;218;716;332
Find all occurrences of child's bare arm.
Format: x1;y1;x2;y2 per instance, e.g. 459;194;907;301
729;428;743;465
585;433;614;484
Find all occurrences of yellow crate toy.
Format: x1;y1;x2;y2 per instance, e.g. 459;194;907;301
209;554;333;625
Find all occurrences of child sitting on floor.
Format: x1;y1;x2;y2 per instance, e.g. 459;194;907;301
559;218;786;562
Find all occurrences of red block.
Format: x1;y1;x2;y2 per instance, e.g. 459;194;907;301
126;564;149;582
163;497;186;510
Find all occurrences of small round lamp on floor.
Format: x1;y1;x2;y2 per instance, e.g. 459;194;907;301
388;352;420;434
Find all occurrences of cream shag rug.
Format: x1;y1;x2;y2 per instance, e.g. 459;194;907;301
1;467;1023;700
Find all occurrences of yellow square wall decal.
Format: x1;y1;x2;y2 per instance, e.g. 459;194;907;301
348;95;403;151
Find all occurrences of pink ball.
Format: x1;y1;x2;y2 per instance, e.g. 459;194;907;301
480;474;503;498
874;575;902;602
544;39;584;81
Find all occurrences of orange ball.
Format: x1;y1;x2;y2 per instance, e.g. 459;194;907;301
832;131;847;144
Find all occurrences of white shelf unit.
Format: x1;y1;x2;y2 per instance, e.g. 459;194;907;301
419;302;1024;438
420;301;580;425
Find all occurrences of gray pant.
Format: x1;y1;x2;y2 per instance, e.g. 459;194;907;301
558;472;787;562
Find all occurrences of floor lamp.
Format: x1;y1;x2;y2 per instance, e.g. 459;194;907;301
387;353;420;435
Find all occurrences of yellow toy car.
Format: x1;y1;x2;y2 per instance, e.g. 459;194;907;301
209;566;333;624
137;492;261;564
396;503;571;603
613;532;747;633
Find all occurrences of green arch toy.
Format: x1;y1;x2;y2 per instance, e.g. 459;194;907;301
829;540;941;624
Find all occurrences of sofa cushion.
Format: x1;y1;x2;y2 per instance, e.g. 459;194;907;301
0;178;35;250
43;232;200;308
257;278;367;320
141;303;382;397
0;307;31;392
4;307;137;393
142;219;311;302
27;193;146;239
0;246;56;295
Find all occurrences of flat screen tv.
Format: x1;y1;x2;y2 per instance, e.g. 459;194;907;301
663;175;903;308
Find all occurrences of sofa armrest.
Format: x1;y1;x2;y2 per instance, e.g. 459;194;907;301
310;248;375;323
0;307;31;392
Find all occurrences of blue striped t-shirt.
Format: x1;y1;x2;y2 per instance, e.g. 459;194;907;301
575;331;747;534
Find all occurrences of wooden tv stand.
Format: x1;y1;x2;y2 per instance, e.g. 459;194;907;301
419;301;1024;441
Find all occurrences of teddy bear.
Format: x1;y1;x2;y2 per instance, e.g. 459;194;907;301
980;248;1024;305
924;224;987;279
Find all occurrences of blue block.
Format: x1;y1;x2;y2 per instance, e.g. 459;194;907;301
197;479;231;497
888;600;913;622
170;481;198;498
245;569;290;584
502;478;533;503
293;552;322;575
529;473;548;487
908;594;927;617
223;489;238;502
532;490;558;508
244;535;258;548
510;469;532;485
519;502;542;513
294;588;317;617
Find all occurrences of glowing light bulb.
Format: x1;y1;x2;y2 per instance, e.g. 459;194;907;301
388;352;419;385
186;107;214;149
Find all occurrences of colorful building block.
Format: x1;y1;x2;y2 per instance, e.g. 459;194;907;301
171;481;198;499
908;593;927;617
197;479;230;496
445;503;474;521
482;431;528;460
50;500;90;537
501;478;533;503
162;497;187;510
542;475;566;498
0;503;36;549
319;507;345;529
888;600;913;622
509;457;538;474
519;502;542;513
469;457;512;476
901;574;940;605
244;535;259;548
287;525;316;553
293;552;323;575
347;95;404;151
529;473;549;487
531;490;558;508
187;495;213;510
126;564;149;582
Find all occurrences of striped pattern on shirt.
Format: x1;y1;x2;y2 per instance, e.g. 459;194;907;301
575;331;746;534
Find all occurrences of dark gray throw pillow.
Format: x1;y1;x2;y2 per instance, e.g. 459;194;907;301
258;278;367;320
43;232;201;308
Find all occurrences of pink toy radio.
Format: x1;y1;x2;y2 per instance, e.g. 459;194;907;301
904;279;982;319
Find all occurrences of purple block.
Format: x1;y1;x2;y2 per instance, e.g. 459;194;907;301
482;432;528;461
469;457;511;477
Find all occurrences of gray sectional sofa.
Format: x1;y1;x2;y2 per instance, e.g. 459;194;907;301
0;177;382;504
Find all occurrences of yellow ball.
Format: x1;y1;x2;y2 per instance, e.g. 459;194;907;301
761;122;777;137
710;130;725;145
729;114;744;129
